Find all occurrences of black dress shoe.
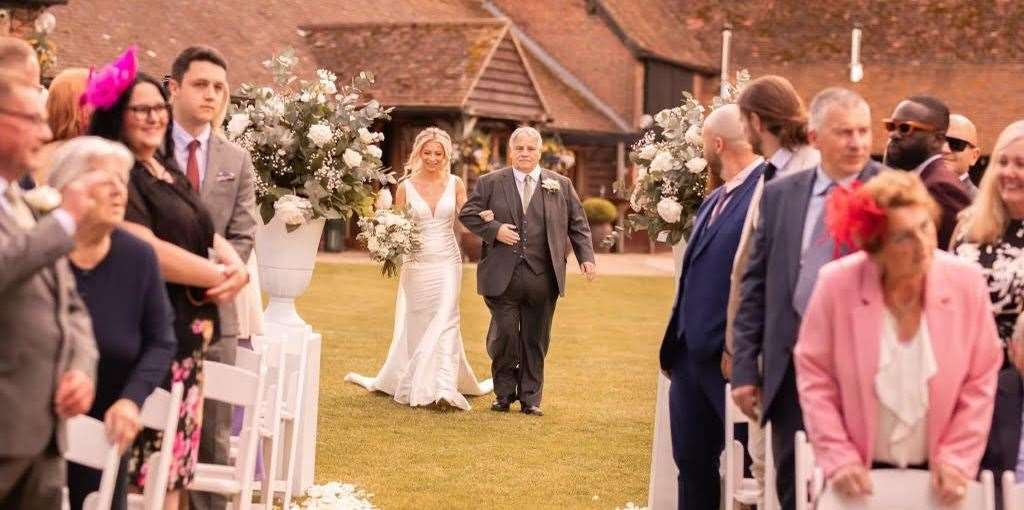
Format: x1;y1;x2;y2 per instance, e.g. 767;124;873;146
521;405;544;416
491;399;512;412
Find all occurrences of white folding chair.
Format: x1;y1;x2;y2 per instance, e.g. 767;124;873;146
64;415;121;510
126;382;185;510
1003;471;1024;510
794;430;823;510
263;337;309;510
188;360;267;510
763;421;780;510
724;383;762;507
816;468;995;509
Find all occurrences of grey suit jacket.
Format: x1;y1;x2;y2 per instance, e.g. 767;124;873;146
200;133;258;338
724;145;820;359
459;167;595;297
731;160;879;422
0;210;98;456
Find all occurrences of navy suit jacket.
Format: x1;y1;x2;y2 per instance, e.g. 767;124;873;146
660;163;763;372
731;160;880;422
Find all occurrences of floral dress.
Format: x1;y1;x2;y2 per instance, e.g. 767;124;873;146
124;160;220;490
952;219;1024;347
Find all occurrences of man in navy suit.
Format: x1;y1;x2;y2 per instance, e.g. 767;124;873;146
731;88;880;510
659;104;765;509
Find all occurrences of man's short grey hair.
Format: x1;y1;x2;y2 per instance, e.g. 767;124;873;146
808;87;870;131
509;125;542;146
49;136;134;189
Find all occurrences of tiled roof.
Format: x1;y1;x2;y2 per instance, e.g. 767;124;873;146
596;0;715;70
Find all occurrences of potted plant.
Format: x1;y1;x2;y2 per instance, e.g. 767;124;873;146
583;197;617;253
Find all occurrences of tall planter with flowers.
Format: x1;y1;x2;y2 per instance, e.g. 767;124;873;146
226;49;392;492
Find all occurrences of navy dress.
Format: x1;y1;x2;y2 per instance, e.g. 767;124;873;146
66;228;176;510
124;159;220;490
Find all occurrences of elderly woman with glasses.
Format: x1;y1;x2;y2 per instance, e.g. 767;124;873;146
795;170;1001;504
51;137;177;510
953;120;1024;355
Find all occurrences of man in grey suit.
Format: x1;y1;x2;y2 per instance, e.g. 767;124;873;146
0;72;100;507
731;88;879;510
168;46;257;510
460;126;596;416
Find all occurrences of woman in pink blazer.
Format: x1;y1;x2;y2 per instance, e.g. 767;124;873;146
794;170;1002;504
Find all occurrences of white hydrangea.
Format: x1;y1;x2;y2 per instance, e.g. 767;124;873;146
685;157;708;173
684;124;702;145
273;194;313;226
343;149;363;168
307;123;333;147
649;151;676;173
657;197;683;223
637;144;657;160
226;113;250;138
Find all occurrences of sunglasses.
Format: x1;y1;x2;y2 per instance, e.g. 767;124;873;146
946;136;975;153
883;118;940;135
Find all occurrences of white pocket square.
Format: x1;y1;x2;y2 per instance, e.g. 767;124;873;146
215;171;236;182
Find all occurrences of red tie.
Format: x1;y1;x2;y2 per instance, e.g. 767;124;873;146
186;139;201;191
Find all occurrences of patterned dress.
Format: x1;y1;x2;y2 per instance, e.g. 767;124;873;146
124;159;219;490
952;219;1024;346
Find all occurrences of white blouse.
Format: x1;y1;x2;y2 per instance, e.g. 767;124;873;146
872;309;938;467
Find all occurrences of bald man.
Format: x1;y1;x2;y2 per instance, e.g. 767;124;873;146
942;113;981;198
659;104;765;509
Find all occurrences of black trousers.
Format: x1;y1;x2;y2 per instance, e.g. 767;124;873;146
767;365;805;510
484;263;558;407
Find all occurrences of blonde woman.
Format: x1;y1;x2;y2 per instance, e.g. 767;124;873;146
952;120;1024;351
346;127;493;409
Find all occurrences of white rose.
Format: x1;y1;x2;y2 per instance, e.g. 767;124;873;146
374;189;393;210
684;124;702;145
358;128;375;144
366;144;382;159
307;123;333;147
637;145;657;160
343;148;363;168
685;157;707;173
649;151;675;173
636;165;648;180
273;195;312;226
657;197;683;223
226;113;250;138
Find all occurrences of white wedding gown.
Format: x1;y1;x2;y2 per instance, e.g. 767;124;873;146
346;175;493;410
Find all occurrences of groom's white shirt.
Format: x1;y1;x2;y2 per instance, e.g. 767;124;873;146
512;165;543;198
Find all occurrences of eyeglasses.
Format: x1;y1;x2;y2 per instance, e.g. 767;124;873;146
0;106;47;128
883;118;940;135
126;103;171;120
946;136;975;153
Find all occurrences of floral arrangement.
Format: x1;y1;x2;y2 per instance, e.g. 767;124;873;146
356;207;421;278
541;136;576;174
287;481;376;510
226;49;393;231
26;12;57;76
615;70;750;245
456;129;499;175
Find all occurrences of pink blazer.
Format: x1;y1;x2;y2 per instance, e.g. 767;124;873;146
794;250;1002;478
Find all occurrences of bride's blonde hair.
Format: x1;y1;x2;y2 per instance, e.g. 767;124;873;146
404;127;453;178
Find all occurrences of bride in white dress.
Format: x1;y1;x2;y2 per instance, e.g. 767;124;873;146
346;127;493;409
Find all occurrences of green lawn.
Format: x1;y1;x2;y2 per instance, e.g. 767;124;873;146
296;263;675;509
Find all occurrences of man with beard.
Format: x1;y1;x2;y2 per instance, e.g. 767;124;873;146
883;96;970;249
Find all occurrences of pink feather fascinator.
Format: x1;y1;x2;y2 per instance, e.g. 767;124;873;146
81;46;138;110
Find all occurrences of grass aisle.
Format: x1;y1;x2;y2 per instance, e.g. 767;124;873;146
297;263;674;509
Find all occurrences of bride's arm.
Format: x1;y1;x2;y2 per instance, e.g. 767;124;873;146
393;182;407;209
454;176;467;212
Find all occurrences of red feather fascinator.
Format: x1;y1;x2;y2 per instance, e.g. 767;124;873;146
825;181;886;254
80;46;138;110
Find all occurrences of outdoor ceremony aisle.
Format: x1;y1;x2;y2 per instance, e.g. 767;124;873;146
294;261;675;509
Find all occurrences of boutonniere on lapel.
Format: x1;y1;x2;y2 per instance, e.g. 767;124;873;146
22;185;62;214
541;178;561;194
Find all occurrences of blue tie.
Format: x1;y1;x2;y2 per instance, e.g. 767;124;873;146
792;184;836;314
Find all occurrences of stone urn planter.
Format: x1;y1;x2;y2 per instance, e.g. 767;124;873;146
255;215;327;331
